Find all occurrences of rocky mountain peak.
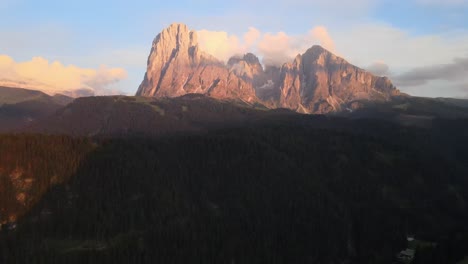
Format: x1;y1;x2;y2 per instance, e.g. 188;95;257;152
308;45;328;53
137;23;257;102
137;23;400;114
227;53;261;68
227;53;263;81
243;53;261;66
302;45;340;66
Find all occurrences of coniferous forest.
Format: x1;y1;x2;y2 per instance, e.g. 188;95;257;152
1;116;468;264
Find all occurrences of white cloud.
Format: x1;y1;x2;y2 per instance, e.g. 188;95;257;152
330;23;468;97
254;26;336;66
366;61;391;76
197;26;336;66
243;27;261;48
197;30;244;62
0;55;127;96
334;23;468;71
195;21;468;97
311;26;336;53
257;31;297;66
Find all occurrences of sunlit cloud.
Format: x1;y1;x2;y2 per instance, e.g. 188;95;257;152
197;25;336;66
0;55;127;96
197;30;244;62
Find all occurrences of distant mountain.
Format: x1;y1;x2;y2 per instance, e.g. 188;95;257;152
435;97;468;108
25;95;298;136
21;92;468;137
137;23;400;114
336;95;468;128
0;86;73;132
275;46;399;113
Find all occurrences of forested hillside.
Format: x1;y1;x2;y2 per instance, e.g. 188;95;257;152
0;135;94;224
0;87;73;132
1;118;468;263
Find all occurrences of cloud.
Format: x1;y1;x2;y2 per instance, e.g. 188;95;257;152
197;25;336;66
329;23;468;97
0;55;127;96
393;57;468;86
197;30;244;62
310;26;336;53
333;23;468;72
237;22;463;97
243;27;261;48
257;31;297;66
366;61;391;76
459;84;468;98
256;26;336;66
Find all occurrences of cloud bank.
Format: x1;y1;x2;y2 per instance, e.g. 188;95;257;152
195;22;468;97
197;26;336;66
393;57;468;86
366;61;391;76
0;55;127;96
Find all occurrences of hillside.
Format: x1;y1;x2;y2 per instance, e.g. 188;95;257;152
1;118;468;263
25;94;298;136
0;87;73;132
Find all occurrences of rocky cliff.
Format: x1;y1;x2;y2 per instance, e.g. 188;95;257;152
274;46;399;113
137;23;400;114
136;23;257;103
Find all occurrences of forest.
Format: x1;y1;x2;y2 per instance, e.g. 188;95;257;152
1;117;468;263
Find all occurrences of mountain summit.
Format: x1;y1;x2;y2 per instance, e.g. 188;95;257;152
137;23;400;113
136;23;257;103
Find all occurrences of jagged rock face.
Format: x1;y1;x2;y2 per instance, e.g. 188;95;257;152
274;46;400;113
278;55;305;112
137;23;257;103
255;66;282;107
227;53;263;82
137;23;400;114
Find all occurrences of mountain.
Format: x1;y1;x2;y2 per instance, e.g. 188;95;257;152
136;24;257;103
0;86;72;106
3;22;468;264
25;95;297;137
0;86;73;132
20;93;468;137
137;23;400;114
274;46;400;113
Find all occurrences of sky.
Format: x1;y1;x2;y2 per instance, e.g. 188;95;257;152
0;0;467;98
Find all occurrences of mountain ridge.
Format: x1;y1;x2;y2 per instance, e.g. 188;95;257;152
0;86;73;132
137;23;400;114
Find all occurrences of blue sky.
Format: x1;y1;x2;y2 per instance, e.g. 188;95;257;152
0;0;467;97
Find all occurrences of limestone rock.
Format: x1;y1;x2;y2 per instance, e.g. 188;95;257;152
137;23;400;114
227;53;263;81
136;23;257;103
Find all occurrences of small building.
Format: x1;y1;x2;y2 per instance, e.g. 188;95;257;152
397;248;415;263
